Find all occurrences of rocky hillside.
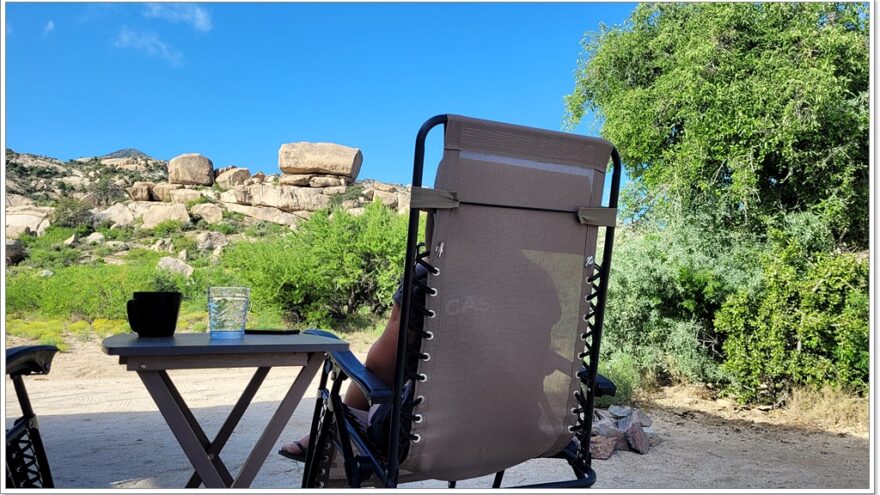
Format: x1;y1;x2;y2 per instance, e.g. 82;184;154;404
5;143;410;241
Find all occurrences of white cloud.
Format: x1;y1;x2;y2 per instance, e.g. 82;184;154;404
115;26;183;67
144;4;212;32
43;20;55;36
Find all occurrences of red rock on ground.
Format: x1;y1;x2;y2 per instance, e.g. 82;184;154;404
625;422;651;454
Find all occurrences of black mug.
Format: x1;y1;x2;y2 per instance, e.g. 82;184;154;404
127;292;182;338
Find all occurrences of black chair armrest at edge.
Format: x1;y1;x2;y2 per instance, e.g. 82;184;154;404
6;345;59;377
577;365;617;398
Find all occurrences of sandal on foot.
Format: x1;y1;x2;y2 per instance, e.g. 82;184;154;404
278;440;307;463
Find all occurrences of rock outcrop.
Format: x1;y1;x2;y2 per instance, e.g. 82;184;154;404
222;203;299;227
84;232;106;245
196;231;228;251
6;239;24;265
168;153;214;186
247;184;331;212
215;167;251;189
156;256;194;277
5;206;53;238
169;189;203;205
141;204;190;230
95;203;135;228
129;182;156;201
152;183;184;202
190;203;223;224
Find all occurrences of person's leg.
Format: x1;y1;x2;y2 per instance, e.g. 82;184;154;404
342;303;401;409
281;303;402;455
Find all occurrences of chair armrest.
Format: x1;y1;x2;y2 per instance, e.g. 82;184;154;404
595;373;617;398
303;329;393;405
577;366;617;398
6;345;59;377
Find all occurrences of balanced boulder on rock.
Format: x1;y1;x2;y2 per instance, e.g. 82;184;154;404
168;153;214;186
278;142;362;179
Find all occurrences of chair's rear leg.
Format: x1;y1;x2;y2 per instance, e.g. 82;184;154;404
10;375;53;488
447;480;457;488
492;470;505;488
302;361;334;488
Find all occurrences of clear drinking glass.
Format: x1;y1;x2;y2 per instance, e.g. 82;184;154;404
208;287;250;339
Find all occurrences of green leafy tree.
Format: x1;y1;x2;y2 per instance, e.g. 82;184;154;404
87;177;127;206
51;198;94;230
566;3;868;247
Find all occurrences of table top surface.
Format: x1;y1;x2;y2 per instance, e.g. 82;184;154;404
102;332;348;357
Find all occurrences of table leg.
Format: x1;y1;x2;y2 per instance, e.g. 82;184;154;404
186;367;270;488
154;371;235;487
138;370;227;488
232;353;323;488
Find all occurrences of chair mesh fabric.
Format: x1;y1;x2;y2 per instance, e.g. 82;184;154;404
398;115;611;481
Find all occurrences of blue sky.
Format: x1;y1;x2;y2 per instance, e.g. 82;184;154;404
5;2;635;187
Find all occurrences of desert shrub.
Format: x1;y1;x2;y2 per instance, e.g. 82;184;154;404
595;352;642;407
244;221;288;238
222;202;406;328
17;226;87;268
96;226;135;242
329;183;365;207
173;235;198;254
185;196;211;208
716;240;869;404
151;220;187;236
206;222;238;235
149;270;184;293
5;318;70;351
91;318;130;337
51;198;94;229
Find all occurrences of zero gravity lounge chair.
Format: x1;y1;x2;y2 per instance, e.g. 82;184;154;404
300;114;621;488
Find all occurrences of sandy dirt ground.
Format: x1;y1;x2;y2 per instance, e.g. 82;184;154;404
4;336;871;490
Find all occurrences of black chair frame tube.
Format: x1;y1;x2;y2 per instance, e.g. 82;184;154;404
386;114;448;485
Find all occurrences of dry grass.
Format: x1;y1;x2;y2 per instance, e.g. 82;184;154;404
772;386;869;437
645;384;869;438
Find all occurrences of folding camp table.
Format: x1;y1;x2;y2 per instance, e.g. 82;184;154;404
102;332;347;488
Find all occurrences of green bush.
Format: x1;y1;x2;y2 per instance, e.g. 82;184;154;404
716;239;869;403
51;198;94;229
244;221;288;238
221;202;406;327
17;226;86;268
151;220;187;236
601;212;758;385
6;261;158;320
595;352;641;407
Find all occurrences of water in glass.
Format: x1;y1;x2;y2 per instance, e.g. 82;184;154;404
208;287;250;339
